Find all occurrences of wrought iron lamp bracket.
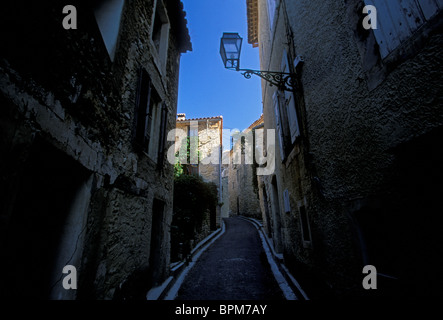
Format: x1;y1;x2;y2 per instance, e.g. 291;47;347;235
238;69;297;92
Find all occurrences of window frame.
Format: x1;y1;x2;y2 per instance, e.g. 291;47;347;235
134;67;153;152
150;0;171;73
281;50;301;144
273;50;302;162
134;66;166;167
157;103;169;169
297;198;313;248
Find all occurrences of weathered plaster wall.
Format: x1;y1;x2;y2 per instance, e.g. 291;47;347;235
256;0;443;297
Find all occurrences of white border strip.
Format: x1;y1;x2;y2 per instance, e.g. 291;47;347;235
256;229;298;300
146;276;174;300
240;216;309;300
163;221;226;300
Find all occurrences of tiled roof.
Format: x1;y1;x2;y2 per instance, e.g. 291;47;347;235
166;0;192;53
176;115;223;122
247;114;264;130
246;0;259;48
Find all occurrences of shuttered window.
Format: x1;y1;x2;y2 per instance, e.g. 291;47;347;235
273;50;301;161
283;189;291;213
365;0;442;58
135;67;152;152
157;103;168;168
281;50;300;144
134;67;168;167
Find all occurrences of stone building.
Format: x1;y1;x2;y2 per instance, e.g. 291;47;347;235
175;114;225;228
247;0;443;297
228;115;263;219
0;0;191;299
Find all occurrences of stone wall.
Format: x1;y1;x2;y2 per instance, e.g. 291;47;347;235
0;0;190;299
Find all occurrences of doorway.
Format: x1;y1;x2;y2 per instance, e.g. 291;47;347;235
0;138;91;298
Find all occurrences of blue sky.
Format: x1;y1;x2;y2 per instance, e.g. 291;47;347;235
177;0;263;137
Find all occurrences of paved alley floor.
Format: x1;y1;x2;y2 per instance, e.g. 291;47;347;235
174;217;286;300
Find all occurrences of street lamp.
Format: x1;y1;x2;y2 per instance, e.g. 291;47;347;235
219;32;243;71
220;32;301;92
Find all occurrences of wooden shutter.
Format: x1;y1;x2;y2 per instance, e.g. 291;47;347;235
157;103;168;168
417;0;442;20
365;0;441;58
273;91;285;160
145;99;153;152
135;67;152;151
281;50;300;144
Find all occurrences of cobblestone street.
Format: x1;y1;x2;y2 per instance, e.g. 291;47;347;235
175;217;286;300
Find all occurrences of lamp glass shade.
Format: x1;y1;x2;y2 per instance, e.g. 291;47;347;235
220;32;243;70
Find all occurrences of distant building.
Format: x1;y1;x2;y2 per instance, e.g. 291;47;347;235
0;0;191;299
175;114;225;228
229;115;263;219
247;0;443;297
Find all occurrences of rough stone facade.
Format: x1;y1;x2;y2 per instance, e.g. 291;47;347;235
228;116;263;219
175;114;225;228
0;0;191;299
249;0;443;298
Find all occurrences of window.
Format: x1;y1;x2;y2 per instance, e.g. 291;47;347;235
151;0;170;71
93;0;125;61
134;67;168;165
188;122;198;138
231;130;253;165
157;103;169;168
281;50;300;144
135;67;152;150
298;201;312;247
187;122;199;165
273;51;301;161
147;101;162;161
179;122;199;175
365;0;442;58
283;189;291;213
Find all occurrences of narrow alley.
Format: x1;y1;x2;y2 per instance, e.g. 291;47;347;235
0;0;442;307
174;217;286;300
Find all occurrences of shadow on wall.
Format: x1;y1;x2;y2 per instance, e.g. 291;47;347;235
349;126;443;298
0;136;91;298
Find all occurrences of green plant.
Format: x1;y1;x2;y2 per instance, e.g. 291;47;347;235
171;174;218;262
174;136;200;177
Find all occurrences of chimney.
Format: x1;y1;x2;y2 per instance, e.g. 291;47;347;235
177;113;186;121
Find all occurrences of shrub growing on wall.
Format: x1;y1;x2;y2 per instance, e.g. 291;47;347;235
171;174;218;262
